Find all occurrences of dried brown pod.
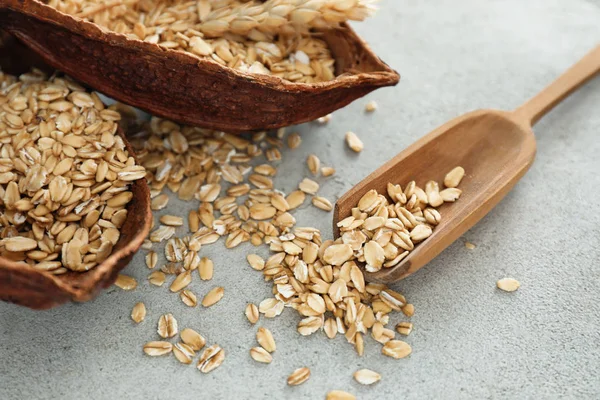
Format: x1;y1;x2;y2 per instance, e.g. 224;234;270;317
0;0;399;133
0;128;152;310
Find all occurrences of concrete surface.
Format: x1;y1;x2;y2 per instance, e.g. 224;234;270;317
1;0;600;399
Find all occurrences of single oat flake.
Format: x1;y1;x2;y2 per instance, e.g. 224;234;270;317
326;390;356;400
345;131;364;152
181;328;206;351
497;278;520;292
197;345;225;373
245;303;260;324
382;340;412;359
173;342;195;364
180;290;198;307
365;100;378;112
131;302;146;323
287;367;311;386
250;347;273;364
256;327;276;353
114;274;137;291
157;313;178;338
396;322;413;336
202;287;225;307
143;341;172;356
170;271;192;292
353;369;381;385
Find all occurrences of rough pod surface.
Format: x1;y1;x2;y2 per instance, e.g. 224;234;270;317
0;0;400;133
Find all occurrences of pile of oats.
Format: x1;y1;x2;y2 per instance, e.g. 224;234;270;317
0;69;144;273
127;116;337;255
237;168;464;356
125;112;464;360
337;169;464;274
248;225;414;357
46;0;377;82
121;99;464;396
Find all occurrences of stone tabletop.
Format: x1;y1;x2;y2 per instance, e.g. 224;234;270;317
1;0;599;399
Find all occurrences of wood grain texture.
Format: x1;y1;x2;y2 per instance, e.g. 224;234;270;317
334;45;600;283
0;128;152;310
0;0;399;133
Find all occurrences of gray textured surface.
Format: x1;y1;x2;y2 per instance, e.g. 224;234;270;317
2;0;600;399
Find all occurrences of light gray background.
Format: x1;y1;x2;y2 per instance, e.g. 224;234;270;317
1;0;600;399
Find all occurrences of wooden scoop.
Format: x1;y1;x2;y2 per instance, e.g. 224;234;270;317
334;45;600;283
0;0;399;133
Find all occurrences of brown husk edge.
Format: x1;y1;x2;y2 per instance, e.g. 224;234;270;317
0;0;399;132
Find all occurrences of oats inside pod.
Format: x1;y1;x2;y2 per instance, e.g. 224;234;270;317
46;0;377;83
0;69;145;273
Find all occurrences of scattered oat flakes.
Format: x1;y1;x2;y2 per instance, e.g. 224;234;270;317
355;332;364;356
465;242;476;250
150;225;176;242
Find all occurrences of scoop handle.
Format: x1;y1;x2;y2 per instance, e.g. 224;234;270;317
515;45;600;126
